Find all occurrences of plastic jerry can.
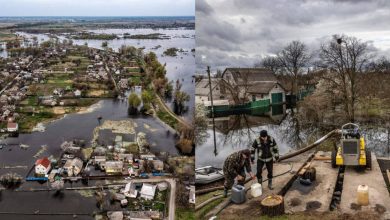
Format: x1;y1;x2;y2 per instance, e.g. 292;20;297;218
231;184;246;204
250;183;262;198
357;184;369;206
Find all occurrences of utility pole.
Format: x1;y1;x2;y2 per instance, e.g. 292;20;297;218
207;66;217;156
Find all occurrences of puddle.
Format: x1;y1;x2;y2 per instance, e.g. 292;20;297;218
288;197;302;207
350;203;362;210
306;201;322;211
375;204;386;214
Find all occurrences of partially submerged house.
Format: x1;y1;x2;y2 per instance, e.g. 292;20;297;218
63;158;83;177
7;122;18;132
202;68;288;117
221;68;286;104
195;78;227;106
35;157;51;176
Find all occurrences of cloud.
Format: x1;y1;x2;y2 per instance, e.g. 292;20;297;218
196;0;390;72
196;0;213;15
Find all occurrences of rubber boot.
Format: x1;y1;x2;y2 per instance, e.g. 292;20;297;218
223;187;228;198
268;179;274;190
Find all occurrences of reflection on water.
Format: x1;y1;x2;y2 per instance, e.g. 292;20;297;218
13;29;195;120
0;99;178;176
196;114;293;168
196;113;390;168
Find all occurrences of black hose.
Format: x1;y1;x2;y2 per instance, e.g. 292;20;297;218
196;162;293;211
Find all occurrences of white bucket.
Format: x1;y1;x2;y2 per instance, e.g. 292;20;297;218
251;182;262;198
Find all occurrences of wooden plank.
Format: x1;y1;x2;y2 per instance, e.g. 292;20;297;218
387;169;390;183
298;161;313;176
314;156;331;161
340;153;390;214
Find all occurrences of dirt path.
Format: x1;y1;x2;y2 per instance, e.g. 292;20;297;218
155;95;191;129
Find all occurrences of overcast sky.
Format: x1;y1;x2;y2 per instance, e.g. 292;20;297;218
196;0;390;73
0;0;194;17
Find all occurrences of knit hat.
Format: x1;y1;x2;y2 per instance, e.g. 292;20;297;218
241;149;251;158
260;130;268;137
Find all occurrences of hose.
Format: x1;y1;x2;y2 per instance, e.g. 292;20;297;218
278;129;340;162
195;162;293;211
197;129;340;216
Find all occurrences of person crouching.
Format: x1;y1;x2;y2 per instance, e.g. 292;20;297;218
223;149;256;197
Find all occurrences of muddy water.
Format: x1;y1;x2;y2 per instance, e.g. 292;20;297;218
70;28;195;121
0;190;95;220
196;115;293;168
0;99;178;176
196;114;390;168
0;98;177;217
14;28;195;121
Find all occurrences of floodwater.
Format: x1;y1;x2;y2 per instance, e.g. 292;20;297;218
0;98;178;177
195;114;292;168
0;28;193;218
0;190;95;220
196;113;390;168
14;28;195;121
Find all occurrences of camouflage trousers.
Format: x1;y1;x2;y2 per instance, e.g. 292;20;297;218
223;167;246;189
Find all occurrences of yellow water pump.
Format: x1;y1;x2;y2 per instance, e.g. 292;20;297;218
331;123;372;170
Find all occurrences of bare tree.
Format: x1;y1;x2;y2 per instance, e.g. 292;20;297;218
367;56;390;73
319;35;371;122
220;69;252;104
259;56;280;74
278;41;311;97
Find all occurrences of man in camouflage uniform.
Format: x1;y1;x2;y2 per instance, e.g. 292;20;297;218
223;149;256;197
250;130;279;190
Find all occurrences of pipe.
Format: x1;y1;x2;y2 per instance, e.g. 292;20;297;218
196;163;293;211
278;129;341;162
197;130;340;216
197;129;340;195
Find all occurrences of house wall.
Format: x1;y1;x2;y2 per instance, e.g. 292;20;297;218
269;85;286;103
269;85;286;117
195;95;208;104
35;164;50;175
222;71;236;86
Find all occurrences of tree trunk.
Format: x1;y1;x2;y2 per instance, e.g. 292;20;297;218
260;195;285;217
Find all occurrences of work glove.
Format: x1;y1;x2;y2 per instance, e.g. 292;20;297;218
274;156;279;162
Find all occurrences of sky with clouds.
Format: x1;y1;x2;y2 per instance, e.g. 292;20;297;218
196;0;390;73
0;0;194;17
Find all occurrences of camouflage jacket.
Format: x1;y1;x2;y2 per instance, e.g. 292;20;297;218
250;135;279;162
223;150;252;176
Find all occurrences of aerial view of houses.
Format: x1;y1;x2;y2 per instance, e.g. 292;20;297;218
0;2;195;220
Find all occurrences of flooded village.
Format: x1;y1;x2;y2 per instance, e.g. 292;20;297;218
194;3;390;217
0;16;195;220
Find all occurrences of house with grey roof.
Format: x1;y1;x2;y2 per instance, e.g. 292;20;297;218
221;68;286;105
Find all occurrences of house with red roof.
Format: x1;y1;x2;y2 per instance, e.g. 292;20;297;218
7;122;18;132
35;157;51;176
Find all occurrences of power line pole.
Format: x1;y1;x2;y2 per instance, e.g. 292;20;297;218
207;66;217;156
